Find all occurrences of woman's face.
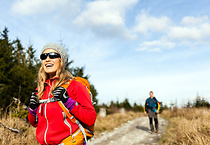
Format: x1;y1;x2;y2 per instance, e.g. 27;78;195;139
42;49;61;78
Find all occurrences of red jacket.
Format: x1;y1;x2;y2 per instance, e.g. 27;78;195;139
28;78;96;145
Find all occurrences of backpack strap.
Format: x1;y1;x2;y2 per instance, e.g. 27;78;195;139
153;97;160;112
59;78;90;144
144;99;148;113
39;97;60;104
58;79;77;123
58;101;76;123
153;97;157;103
61;79;74;89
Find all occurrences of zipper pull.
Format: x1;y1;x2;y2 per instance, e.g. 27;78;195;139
39;104;42;114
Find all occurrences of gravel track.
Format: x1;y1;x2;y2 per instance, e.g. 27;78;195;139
91;117;169;145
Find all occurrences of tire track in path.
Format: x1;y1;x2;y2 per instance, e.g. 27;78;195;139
92;117;168;145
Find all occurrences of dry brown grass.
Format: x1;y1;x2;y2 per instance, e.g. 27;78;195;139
0;111;143;144
3;108;209;145
94;111;144;138
160;108;210;145
0;113;38;145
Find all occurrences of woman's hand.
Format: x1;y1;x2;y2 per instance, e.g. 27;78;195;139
52;87;69;103
29;90;39;116
52;87;75;111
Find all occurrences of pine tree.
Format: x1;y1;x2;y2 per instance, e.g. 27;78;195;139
0;27;15;109
0;28;39;109
121;98;132;110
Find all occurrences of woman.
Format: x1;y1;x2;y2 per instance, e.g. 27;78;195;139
28;43;96;145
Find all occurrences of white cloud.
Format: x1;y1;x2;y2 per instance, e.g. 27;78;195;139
181;15;209;26
134;13;210;51
168;22;210;42
136;47;161;52
136;38;175;52
168;26;202;41
133;10;171;34
73;0;138;39
167;16;210;44
11;0;80;16
132;12;210;43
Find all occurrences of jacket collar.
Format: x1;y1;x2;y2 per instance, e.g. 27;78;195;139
45;77;58;87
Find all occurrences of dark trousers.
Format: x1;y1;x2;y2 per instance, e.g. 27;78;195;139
148;110;158;132
149;117;158;132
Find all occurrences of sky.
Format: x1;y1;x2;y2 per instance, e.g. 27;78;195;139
1;0;210;107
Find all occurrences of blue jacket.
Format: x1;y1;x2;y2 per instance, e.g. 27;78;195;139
144;97;159;112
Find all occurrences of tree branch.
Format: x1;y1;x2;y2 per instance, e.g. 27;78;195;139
0;121;22;134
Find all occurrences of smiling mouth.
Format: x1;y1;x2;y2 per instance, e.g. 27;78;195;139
46;64;53;67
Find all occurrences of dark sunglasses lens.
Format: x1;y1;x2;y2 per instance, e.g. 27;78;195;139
49;53;61;59
40;54;47;60
40;52;61;60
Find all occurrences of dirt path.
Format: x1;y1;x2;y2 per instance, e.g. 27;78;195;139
91;117;168;145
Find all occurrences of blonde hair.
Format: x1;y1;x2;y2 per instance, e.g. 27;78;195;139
37;57;74;99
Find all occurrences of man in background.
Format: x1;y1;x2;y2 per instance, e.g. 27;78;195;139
144;91;160;134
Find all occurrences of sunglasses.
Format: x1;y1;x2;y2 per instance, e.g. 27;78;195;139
40;52;61;60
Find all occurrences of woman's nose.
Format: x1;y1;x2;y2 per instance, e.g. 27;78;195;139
45;56;50;61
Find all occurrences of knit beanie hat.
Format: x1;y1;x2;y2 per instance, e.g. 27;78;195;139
42;43;68;67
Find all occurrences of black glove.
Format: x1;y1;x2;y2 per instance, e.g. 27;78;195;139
29;90;39;110
52;87;69;103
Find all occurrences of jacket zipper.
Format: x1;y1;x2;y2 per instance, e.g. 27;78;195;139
44;103;49;144
43;82;53;145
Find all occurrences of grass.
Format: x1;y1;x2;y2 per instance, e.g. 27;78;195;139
1;108;209;145
0;112;38;145
0;110;143;144
160;108;210;145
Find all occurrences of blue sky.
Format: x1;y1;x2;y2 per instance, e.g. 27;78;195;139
1;0;210;106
